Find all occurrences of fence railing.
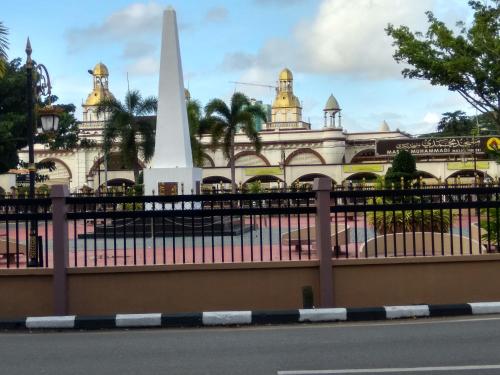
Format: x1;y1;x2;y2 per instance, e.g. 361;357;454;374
329;186;500;258
0;198;52;268
0;182;499;269
65;192;315;267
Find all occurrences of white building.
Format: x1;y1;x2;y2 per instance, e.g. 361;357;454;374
11;65;498;194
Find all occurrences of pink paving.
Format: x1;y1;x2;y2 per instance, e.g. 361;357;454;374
0;213;484;269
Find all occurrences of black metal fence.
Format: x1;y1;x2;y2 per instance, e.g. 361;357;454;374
0;185;499;269
330;186;500;258
66;192;316;267
0;198;52;268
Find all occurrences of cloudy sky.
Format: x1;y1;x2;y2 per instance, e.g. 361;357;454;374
3;0;473;133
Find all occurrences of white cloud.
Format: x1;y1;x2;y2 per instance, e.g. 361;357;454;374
66;2;164;51
122;41;156;59
127;56;159;76
204;6;229;23
224;0;435;79
423;112;440;125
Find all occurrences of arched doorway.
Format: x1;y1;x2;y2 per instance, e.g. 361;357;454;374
293;174;334;190
344;172;379;189
416;171;440;185
89;152;142;188
446;170;489;185
244;175;284;190
38;158;72;186
202;176;232;192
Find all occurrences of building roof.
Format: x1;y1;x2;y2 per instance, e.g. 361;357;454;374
279;68;293;81
379;120;390;132
324;94;340;111
92;62;109;76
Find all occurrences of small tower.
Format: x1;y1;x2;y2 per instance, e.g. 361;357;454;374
271;68;303;125
82;62;114;123
379;120;390;132
323;94;341;128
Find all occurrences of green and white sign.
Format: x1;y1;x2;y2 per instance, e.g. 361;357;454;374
245;167;283;176
447;161;489;170
343;164;384;173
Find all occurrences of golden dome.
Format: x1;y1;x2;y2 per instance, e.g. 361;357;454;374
84;88;113;106
92;62;109;76
272;92;301;108
279;68;293;81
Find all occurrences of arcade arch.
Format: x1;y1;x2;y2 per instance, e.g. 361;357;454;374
39;158;72;185
232;152;269;167
285;148;325;165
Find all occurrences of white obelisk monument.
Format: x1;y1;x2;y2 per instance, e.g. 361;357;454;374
144;7;202;196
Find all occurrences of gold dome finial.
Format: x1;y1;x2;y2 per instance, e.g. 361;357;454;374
92;62;109;76
279;68;293;81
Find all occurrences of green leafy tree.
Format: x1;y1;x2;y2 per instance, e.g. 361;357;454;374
436;111;474;136
187;99;210;167
96;90;157;182
386;1;500;128
36;100;90;150
385;150;418;188
0;21;8;77
0;122;18;173
205;92;266;193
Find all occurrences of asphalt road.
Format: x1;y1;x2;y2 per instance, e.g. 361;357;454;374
1;316;500;374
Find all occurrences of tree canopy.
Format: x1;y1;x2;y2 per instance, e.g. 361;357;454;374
385;150;418;188
96;90;157;182
205;92;266;193
386;1;500;127
0;21;8;77
0;58;83;175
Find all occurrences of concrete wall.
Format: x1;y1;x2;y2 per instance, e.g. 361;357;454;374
0;269;53;317
2;255;500;317
68;262;319;315
333;254;500;307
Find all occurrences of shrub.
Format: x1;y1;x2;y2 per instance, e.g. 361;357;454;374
246;181;263;194
480;208;500;245
367;200;454;234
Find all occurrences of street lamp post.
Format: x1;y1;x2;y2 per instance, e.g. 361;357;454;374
25;38;60;267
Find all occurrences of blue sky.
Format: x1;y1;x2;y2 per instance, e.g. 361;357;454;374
3;0;473;134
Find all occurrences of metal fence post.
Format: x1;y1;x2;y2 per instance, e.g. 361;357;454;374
313;177;334;307
51;184;69;315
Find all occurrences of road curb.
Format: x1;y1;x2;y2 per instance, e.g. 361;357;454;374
2;302;500;330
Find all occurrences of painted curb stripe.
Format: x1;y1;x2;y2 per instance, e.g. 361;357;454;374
252;310;300;325
162;313;203;327
202;311;252;326
9;301;500;331
384;305;430;319
428;304;471;317
468;302;500;315
346;307;386;321
0;319;26;330
299;308;347;322
74;316;116;330
26;316;75;329
115;313;162;327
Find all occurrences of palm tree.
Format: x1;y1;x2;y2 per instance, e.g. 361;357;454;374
96;90;157;183
0;22;8;78
205;92;267;193
187;99;210;167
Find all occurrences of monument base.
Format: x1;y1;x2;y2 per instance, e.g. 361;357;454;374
144;167;202;196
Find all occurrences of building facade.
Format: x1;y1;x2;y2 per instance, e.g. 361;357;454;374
11;65;499;194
